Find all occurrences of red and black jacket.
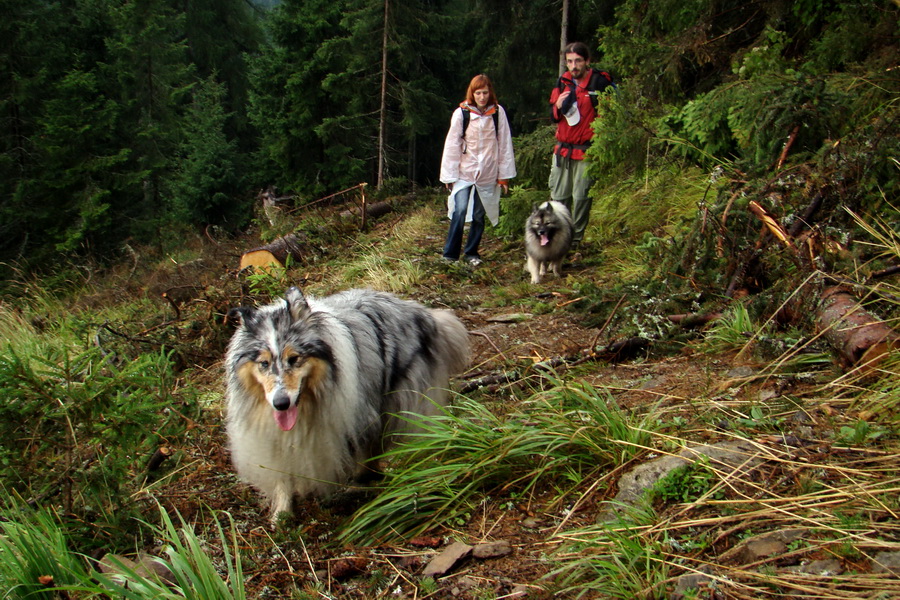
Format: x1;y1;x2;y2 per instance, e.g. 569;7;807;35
548;68;615;161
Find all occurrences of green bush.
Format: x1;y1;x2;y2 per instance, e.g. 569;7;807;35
0;345;196;546
496;188;549;239
511;124;555;189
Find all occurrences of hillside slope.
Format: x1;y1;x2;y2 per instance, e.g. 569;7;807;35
144;196;900;599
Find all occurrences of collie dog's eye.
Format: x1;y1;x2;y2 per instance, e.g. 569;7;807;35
258;360;270;370
287;355;300;367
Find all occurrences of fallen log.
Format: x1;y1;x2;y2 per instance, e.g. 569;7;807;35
668;312;723;329
239;232;308;272
816;285;900;371
338;200;393;220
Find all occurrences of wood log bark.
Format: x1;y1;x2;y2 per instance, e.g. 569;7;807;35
816;285;900;371
338;200;393;220
668;312;723;329
239;233;308;272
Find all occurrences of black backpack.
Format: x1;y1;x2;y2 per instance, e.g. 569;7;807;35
557;68;617;110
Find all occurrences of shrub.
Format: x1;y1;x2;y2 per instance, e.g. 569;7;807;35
0;345;196;547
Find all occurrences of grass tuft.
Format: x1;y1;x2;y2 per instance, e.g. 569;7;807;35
340;379;656;545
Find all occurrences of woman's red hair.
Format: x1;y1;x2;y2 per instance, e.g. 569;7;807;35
465;74;498;106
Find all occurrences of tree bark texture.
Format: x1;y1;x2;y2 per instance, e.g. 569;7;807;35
816;285;900;371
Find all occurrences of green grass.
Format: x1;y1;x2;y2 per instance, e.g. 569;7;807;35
340;254;427;293
0;503;88;599
340;378;657;545
550;502;671;599
0;502;246;600
699;302;756;354
95;507;247;600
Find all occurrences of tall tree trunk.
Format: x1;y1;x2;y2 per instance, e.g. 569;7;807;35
559;0;569;76
377;0;389;189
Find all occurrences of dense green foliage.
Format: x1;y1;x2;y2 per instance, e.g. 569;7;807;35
2;0;896;274
0;344;197;547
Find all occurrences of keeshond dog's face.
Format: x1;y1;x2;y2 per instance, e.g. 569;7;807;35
528;206;561;246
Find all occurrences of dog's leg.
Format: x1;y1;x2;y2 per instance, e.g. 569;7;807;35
527;256;541;284
552;260;563;277
269;483;292;526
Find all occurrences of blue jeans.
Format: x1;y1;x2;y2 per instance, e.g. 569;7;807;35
443;187;485;260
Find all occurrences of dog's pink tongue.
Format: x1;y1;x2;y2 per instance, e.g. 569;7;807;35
274;405;299;431
540;234;550;246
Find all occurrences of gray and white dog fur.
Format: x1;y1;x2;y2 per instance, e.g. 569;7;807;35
225;287;469;524
524;200;574;284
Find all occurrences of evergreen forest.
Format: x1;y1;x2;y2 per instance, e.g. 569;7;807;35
4;0;894;270
1;0;900;598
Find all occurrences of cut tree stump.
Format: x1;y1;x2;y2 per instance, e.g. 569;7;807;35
239;233;308;272
816;285;900;371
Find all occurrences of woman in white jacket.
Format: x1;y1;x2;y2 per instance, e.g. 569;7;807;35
440;74;516;265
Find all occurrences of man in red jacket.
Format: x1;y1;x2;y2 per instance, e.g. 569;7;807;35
548;42;603;250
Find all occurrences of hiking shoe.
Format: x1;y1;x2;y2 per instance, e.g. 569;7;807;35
465;255;483;267
441;256;458;263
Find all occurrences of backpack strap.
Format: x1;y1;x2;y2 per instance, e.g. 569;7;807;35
586;69;617;109
460;106;500;154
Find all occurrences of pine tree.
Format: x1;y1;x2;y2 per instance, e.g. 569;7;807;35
104;0;195;240
168;74;246;227
246;0;345;196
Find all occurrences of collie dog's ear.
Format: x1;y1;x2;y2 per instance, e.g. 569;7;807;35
228;306;253;326
285;287;310;321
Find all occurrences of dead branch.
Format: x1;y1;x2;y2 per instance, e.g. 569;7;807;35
749;200;793;249
458;370;521;394
469;330;510;363
161;292;182;321
787;190;825;238
147;446;173;473
870;265;900;281
775;124;801;171
588;294;627;352
595;337;651;362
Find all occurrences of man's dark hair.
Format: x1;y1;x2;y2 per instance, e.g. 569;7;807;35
563;42;591;62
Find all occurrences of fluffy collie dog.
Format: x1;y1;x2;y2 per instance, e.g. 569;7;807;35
524;201;574;284
225;287;469;523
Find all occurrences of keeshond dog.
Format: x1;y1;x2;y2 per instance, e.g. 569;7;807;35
524;201;574;284
225;287;469;524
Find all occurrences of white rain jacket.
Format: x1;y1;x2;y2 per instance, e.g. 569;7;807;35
439;103;516;225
